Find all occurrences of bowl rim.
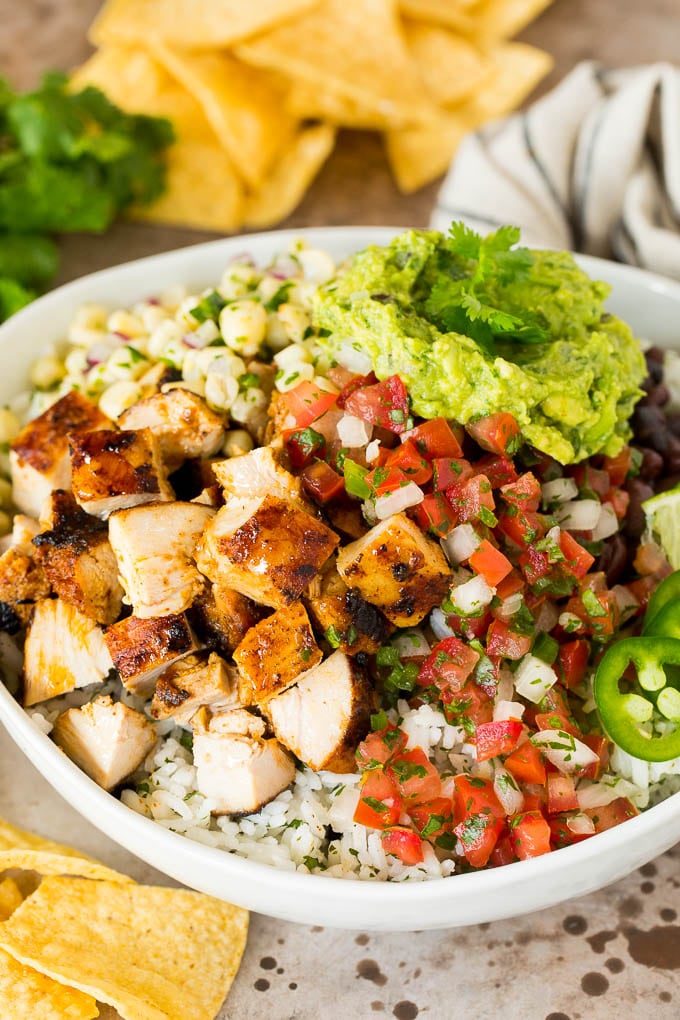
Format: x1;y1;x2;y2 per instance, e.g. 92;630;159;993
0;224;679;916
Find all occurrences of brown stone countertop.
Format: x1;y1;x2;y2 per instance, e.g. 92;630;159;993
1;1;679;1018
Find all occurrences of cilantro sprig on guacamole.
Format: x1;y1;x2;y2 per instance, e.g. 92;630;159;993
313;224;646;464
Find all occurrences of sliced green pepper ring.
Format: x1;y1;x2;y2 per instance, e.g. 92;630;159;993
594;636;680;762
642;570;680;634
643;602;680;640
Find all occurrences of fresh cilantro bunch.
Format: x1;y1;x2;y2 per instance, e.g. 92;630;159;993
424;222;549;355
0;72;174;322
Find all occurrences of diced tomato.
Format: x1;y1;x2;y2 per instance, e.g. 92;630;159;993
335;371;377;408
534;711;580;739
386;748;442;806
385;440;433;485
559;531;595;579
571;463;610;497
354;769;402;829
408;797;453;839
489;833;516;867
626;575;659;608
281;380;338;430
469;540;513;587
431;457;473;491
445;610;492;642
579;734;611;781
504;741;547;785
446;474;495;525
475;454;519;488
327;365;357;390
285;426;327;468
356;726;408;771
442;681;494;729
455;812;505;868
497;509;546;548
475;719;524;762
381;826;425;865
486;619;532;660
538;683;572;717
406;418;463;459
509;810;552;860
300;461;345;504
546;774;578;815
466;413;521;456
549;814;592;848
417;637;480;692
453;775;505;824
500;472;541;512
344;374;410;433
518;546;552;586
565;589;620;638
495;570;526;601
558;640;589;689
603;446;633;486
412;492;456;538
605;487;630;519
584;797;639;833
453;776;505;867
365;465;410;496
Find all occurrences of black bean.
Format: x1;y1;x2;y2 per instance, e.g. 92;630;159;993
635;446;664;481
665;435;680;474
645;346;666;365
656;473;680;494
631;405;670;454
666;413;680;438
623;478;655;538
596;533;629;586
639;382;670;406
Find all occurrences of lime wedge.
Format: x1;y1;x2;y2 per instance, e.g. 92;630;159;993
643;484;680;569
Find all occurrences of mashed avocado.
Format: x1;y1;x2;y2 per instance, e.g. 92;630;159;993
313;228;646;464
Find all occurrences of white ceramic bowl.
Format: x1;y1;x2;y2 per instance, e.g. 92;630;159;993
1;227;679;931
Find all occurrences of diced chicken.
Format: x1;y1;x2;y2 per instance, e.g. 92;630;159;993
23;598;113;706
192;709;295;815
305;565;393;655
108;501;214;618
150;651;239;724
105;612;200;697
10;391;110;517
324;503;369;541
69;427;174;518
32;490;123;625
196;494;338;609
336;513;451;627
234;600;321;706
211;446;302;505
191;485;222;506
192;706;265;739
52;695;157;791
136;361;182;396
0;544;51;634
0;514;41;554
118;388;225;471
266;651;373;773
188;583;262;657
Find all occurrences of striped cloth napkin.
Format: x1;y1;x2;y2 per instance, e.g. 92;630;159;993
431;61;680;280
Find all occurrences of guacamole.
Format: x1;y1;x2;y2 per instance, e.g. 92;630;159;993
313;229;646;464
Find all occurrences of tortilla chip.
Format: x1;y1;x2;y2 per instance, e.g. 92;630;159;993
237;0;437;128
0;816;98;860
0;850;133;885
459;41;553;120
404;19;493;106
0;876;249;1020
89;0;322;50
285;81;411;130
472;0;555;39
0;947;99;1020
150;43;296;189
399;0;477;32
244;124;335;229
0;877;23;921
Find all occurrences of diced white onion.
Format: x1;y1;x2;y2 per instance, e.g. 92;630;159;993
592;502;619;541
534;600;560;634
365;439;381;463
392;629;431;659
495;591;524;620
441;523;481;565
514;655;558;704
449;575;495;616
430;607;455;641
612;584;640;616
493;765;525;815
531;730;599;774
337;414;372;448
541;477;578;506
566;813;596;835
556;499;602;531
374;483;424;520
493;700;526;722
336;342;373;375
576;777;640;809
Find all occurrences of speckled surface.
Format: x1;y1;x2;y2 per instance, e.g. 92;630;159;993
1;1;680;1017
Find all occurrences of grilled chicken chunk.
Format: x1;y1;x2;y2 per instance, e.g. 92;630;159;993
234;600;321;706
108;501;214;618
188;583;262;657
105;612;200;697
0;514;41;554
196;494;338;609
149;651;239;724
266;651;373;773
192;708;295;815
52;695;156;791
0;542;51;633
305;564;393;655
32;491;123;625
10;391;110;517
23;598;113;706
118;388;225;471
336;513;451;627
212;446;302;505
69;427;174;518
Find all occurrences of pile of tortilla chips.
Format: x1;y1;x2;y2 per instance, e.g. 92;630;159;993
72;0;554;232
0;816;248;1020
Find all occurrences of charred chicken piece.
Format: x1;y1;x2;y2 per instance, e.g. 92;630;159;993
10;391;110;517
234;600;321;706
32;490;123;625
108;501;214;618
0;547;51;633
305;563;394;655
118;388;225;471
266;651;373;773
105;612;201;698
23;598;112;706
196;494;338;609
336;513;451;626
52;695;157;791
69;427;174;518
188;583;263;657
149;651;240;724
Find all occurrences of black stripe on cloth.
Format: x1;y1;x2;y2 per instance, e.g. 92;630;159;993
522;112;569;222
